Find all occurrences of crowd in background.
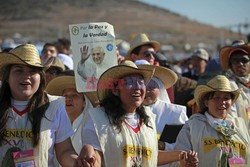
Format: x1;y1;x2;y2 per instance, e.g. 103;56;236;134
0;31;249;167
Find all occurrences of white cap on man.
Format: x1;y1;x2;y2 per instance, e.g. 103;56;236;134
192;48;209;61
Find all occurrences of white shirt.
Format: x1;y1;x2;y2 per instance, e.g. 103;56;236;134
82;111;140;151
0;99;73;167
145;99;188;151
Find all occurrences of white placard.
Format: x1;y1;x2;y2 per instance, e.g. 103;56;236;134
69;22;117;92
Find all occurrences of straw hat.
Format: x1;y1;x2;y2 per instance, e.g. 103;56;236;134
97;60;155;101
194;75;241;110
0;44;52;74
219;43;250;70
187;98;196;108
49;57;66;72
115;39;123;46
85;91;99;107
135;60;177;89
125;33;160;60
46;76;76;96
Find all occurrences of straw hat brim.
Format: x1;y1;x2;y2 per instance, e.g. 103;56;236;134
194;85;241;110
187;98;196;108
138;65;177;89
0;52;52;72
97;65;154;101
219;44;250;70
125;41;160;60
50;57;66;72
46;76;76;96
84;91;99;107
115;39;123;46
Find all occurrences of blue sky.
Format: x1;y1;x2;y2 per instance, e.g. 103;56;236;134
139;0;250;33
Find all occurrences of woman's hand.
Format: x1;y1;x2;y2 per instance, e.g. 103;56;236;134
75;144;97;167
179;150;198;167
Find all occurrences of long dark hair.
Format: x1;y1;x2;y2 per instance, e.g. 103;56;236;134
100;88;152;132
0;65;49;147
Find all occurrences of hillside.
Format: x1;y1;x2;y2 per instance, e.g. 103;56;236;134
0;0;243;51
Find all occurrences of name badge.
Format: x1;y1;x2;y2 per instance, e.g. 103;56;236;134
13;149;36;167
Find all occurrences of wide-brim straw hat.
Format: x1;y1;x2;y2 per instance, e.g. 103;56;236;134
194;75;241;110
138;65;177;89
219;43;250;70
46;76;76;96
84;91;99;107
97;60;155;101
49;57;66;72
0;44;52;74
125;33;160;60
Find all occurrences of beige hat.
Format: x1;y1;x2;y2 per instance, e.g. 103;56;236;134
194;75;241;110
97;60;155;101
125;33;160;60
0;44;52;70
219;43;250;70
192;48;209;61
0;44;52;74
135;60;177;89
85;91;99;107
46;76;76;96
187;98;196;108
49;57;66;72
115;39;123;46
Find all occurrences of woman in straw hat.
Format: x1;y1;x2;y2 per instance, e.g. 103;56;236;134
45;57;65;86
219;41;250;133
0;44;93;166
81;60;198;167
135;60;188;152
173;75;250;166
46;75;93;154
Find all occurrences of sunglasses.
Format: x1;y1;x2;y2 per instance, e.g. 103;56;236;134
143;51;157;57
230;57;249;65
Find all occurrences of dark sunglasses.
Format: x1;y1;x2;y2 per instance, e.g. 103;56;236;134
230;57;249;65
143;51;157;57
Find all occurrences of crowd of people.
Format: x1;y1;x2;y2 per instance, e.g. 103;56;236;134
0;32;249;167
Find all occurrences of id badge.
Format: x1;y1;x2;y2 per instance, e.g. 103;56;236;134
13;149;36;167
228;157;245;167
